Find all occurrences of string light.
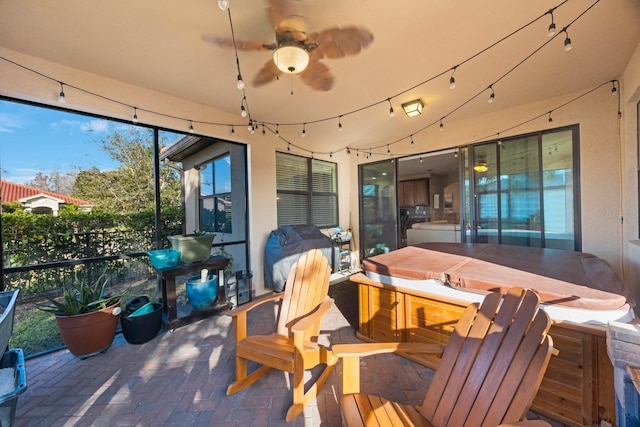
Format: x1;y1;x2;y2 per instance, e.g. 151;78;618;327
189;120;194;133
287;142;291;151
346;147;351;155
387;99;395;117
247;120;253;132
58;82;66;103
548;112;553;123
563;29;572;52
236;73;244;90
439;119;444;131
329;152;333;158
301;123;306;137
547;11;556;37
231;125;235;134
449;67;457;89
454;150;458;158
262;124;266;135
419;156;423;163
275;124;280;137
338;116;343;131
132;107;138;123
611;81;617;95
410;135;414;146
218;0;229;11
240;98;247;117
488;86;495;103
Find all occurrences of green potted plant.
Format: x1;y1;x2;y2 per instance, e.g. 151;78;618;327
37;272;123;358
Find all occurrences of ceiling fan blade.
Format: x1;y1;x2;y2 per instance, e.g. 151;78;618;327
202;35;275;51
268;0;307;39
312;26;374;58
300;61;334;91
252;59;282;87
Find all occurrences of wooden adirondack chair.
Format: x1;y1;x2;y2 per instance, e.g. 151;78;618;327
226;249;338;422
333;287;556;427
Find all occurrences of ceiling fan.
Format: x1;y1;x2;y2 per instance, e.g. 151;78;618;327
207;0;374;91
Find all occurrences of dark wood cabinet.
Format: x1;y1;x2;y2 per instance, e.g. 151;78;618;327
399;179;429;206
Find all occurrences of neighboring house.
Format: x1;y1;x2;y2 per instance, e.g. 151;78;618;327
1;180;92;215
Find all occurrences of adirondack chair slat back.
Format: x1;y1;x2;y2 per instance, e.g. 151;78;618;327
276;249;331;338
420;287;554;427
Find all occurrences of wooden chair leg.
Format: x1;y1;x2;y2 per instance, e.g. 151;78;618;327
227;362;271;395
285;351;339;422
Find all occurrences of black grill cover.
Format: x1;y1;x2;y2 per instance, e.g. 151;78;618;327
264;225;334;292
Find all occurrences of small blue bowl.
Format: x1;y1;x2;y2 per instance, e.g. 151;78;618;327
147;249;180;270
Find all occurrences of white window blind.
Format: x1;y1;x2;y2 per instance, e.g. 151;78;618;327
276;152;338;228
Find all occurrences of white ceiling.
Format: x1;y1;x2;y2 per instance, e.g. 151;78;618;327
1;0;639;158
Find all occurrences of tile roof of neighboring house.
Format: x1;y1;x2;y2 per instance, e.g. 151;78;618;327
1;180;92;206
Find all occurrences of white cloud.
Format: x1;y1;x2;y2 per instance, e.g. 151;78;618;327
0;113;26;133
52;118;110;134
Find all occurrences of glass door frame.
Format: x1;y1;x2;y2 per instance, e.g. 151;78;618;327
358;158;399;260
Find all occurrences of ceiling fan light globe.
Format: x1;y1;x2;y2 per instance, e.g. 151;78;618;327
273;45;309;74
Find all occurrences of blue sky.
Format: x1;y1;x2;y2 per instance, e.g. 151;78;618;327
0;100;121;184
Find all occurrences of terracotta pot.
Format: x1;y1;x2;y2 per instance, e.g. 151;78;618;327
55;300;121;358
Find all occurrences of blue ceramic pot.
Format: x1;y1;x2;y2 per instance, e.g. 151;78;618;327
186;276;219;311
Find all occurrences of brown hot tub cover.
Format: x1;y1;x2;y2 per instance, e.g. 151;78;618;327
362;243;632;310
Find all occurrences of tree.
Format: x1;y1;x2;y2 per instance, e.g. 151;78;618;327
26;170;78;195
73;127;181;213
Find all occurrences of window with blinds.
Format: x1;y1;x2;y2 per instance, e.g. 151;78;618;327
276;152;338;228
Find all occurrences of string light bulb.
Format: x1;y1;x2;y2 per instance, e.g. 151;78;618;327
611;81;617;95
240;99;247;117
488;86;495;103
236;73;245;90
301;123;306;137
346;147;351;155
410;135;414;146
218;0;229;11
548;112;553;123
189;121;194;133
132;107;138;123
338;116;343;131
231;125;235;135
439;119;444;131
388;99;395;117
563;30;572;52
58;82;66;103
275;124;280;137
547;12;556;37
449;66;457;89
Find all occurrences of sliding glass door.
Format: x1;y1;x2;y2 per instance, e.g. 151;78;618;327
359;159;398;258
465;126;580;250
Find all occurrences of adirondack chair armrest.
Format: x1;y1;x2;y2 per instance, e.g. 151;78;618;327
226;292;283;318
333;343;445;395
290;298;335;337
227;292;284;343
332;342;444;358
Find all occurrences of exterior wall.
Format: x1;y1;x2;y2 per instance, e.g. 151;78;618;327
1;44;638;303
621;42;640;312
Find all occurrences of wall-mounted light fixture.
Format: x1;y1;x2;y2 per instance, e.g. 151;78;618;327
401;99;424;117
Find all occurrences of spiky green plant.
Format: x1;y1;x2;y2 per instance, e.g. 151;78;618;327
36;272;121;316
